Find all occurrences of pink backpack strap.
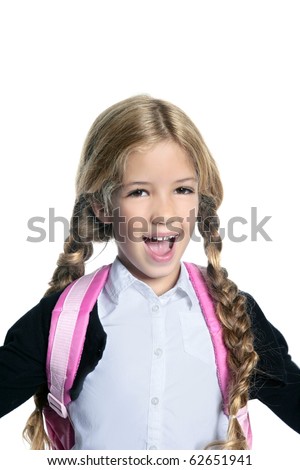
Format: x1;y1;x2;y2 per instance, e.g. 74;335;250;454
46;265;111;418
184;262;252;448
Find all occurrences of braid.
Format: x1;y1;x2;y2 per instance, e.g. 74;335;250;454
23;195;113;449
45;195;111;296
198;195;259;450
22;386;51;449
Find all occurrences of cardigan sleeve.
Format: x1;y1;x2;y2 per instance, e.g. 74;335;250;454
246;293;300;433
0;292;60;417
0;291;107;418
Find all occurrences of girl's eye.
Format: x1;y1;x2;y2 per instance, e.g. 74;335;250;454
175;187;194;195
128;189;148;197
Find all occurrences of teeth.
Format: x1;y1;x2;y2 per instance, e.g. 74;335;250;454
153;236;171;241
145;235;176;242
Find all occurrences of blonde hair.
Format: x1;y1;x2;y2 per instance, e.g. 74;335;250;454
23;94;258;450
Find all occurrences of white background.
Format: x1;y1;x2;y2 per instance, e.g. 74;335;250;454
0;0;299;460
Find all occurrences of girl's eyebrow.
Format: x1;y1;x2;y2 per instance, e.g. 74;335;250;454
175;177;198;183
123;177;198;188
123;181;150;187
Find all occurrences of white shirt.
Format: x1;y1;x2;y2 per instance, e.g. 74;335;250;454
68;258;228;449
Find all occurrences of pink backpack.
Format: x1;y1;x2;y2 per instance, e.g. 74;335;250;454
44;262;252;449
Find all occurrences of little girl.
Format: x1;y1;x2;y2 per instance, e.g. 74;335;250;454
0;95;299;450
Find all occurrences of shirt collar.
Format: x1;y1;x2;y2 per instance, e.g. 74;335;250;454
104;257;198;310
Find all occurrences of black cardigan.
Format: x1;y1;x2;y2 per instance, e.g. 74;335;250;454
0;290;300;434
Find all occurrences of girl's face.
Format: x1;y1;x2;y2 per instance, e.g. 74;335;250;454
111;140;199;295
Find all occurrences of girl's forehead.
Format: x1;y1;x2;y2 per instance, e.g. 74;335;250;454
123;141;196;179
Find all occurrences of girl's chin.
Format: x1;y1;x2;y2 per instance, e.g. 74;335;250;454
118;253;181;283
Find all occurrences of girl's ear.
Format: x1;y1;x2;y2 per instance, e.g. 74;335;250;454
91;202;112;225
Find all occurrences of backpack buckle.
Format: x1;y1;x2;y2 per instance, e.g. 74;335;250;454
47;393;68;418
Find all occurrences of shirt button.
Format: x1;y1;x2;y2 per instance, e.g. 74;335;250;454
149;445;157;450
151;397;159;405
152;304;159;312
154;348;163;357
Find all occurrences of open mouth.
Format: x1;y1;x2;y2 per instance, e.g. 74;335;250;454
142;234;179;262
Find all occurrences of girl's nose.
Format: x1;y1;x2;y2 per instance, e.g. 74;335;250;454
150;197;176;225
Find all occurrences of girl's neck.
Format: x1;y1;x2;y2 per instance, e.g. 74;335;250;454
116;256;181;296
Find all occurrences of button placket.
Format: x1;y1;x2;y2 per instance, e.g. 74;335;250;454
147;302;165;450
